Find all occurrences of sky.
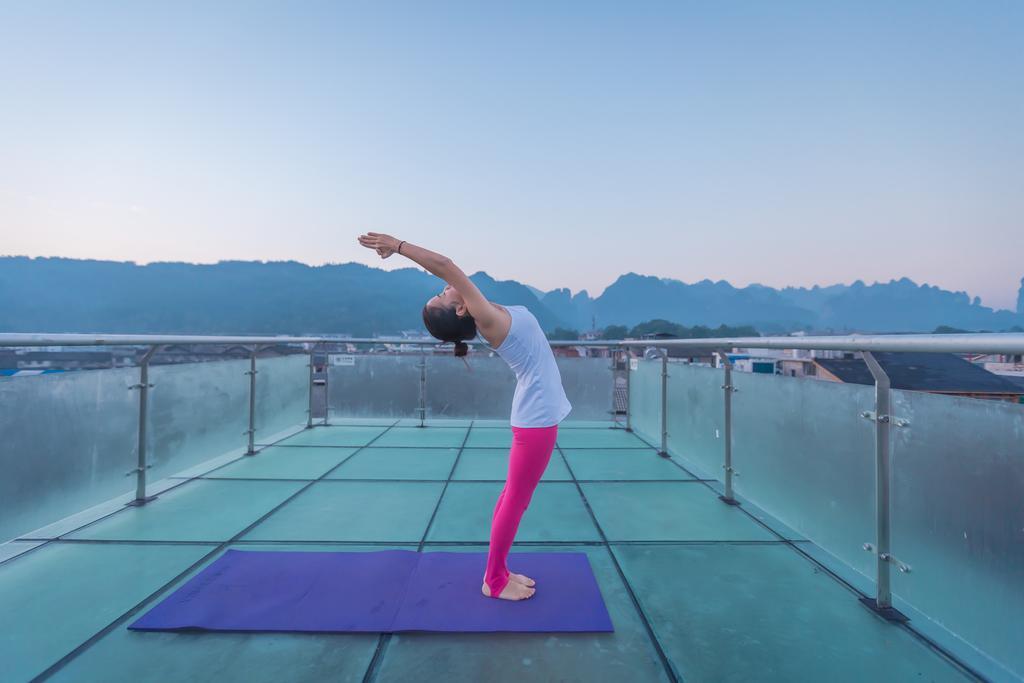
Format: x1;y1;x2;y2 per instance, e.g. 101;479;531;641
2;1;1022;310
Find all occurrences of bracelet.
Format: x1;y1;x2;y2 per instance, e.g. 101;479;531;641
397;240;406;254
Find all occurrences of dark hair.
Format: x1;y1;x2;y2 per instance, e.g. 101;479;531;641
422;302;477;357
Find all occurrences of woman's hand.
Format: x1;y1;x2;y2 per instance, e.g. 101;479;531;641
358;232;401;259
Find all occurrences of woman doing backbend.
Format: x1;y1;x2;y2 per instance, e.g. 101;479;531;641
358;232;572;601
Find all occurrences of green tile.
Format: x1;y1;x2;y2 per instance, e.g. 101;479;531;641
377;545;670;683
451;449;572;481
277;426;388;447
470;419;510;428
557;428;650;449
559;420;622;429
54;629;377;683
580;482;774;541
562;448;694;481
612;544;971;683
371;427;468;448
325;417;398;426
0;542;211;682
396;418;473;427
49;544;401;683
243;481;443;542
427;482;600;542
464;428;512;449
67;480;306;542
326;448;458;480
211;447;358;479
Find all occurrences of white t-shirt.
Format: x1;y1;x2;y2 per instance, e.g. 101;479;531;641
488;304;572;428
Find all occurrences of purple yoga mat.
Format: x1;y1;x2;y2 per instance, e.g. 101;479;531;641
129;549;614;633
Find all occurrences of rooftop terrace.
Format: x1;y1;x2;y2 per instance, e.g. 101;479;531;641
1;333;1022;682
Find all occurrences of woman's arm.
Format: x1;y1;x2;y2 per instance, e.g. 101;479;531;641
357;232;505;334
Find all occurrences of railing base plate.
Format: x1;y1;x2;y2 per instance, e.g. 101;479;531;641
718;495;741;506
125;496;159;507
859;597;909;622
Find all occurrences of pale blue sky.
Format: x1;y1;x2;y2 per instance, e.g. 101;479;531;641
2;1;1022;309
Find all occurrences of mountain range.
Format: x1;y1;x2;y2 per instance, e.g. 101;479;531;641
0;256;1021;336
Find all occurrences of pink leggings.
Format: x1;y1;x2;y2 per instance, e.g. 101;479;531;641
483;424;558;597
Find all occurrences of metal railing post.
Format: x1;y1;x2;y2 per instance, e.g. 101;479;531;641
860;351;909;621
306;347;315;429
717;351;740;505
245;348;258;455
127;345;161;506
624;347;632;431
418;349;427;427
659;351;668;456
322;345;330;426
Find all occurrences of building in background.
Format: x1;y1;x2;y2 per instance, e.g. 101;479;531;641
813;352;1023;403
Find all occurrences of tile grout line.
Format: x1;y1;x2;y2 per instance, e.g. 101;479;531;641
30;420;403;683
626;430;985;682
163;476;717;484
12;540;802;548
360;420;476;683
555;441;682;683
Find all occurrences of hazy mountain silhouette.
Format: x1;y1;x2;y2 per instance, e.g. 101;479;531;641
0;256;1020;335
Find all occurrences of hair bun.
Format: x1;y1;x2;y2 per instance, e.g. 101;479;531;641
453;341;469;357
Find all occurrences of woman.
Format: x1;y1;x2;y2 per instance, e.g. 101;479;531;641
358;232;572;601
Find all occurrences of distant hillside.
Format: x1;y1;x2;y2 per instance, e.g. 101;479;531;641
539;273;1022;334
0;256;1020;335
0;257;565;336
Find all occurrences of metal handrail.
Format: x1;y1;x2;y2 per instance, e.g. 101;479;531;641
0;333;603;348
617;332;1024;354
2;331;1023;353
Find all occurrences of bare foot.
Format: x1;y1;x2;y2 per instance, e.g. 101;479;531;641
482;580;536;600
509;572;536;587
481;572;536;587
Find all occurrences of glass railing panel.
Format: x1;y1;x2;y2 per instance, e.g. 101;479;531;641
327;355;421;419
0;368;139;542
665;363;725;477
628;359;662;441
552;357;615;422
328;354;614;421
253;354;309;442
425;355;517;420
425;355;613;421
146;358;251;481
890;389;1024;678
730;371;877;577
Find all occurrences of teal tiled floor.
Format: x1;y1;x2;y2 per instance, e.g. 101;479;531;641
561;448;694;481
451;448;573;481
371;426;469;448
274;425;388;447
581;481;777;542
1;542;213;681
66;479;306;542
425;482;602;543
326;447;459;480
1;421;976;682
211;446;358;479
46;545;403;683
612;543;973;682
242;481;444;543
464;427;514;448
